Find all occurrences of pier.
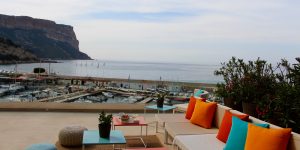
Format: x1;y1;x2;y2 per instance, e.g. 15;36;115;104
37;90;104;103
137;97;153;104
106;89;136;96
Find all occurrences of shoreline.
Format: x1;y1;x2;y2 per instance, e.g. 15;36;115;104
53;74;217;87
0;59;60;65
0;59;223;84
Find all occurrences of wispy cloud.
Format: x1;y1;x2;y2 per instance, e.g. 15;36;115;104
85;11;196;22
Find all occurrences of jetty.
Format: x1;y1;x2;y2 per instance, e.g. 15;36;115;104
106;89;136;96
37;90;103;103
137;97;153;104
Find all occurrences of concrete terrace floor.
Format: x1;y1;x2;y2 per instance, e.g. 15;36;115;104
0;111;172;150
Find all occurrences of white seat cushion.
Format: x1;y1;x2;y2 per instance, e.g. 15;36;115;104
155;114;189;124
174;134;225;150
165;122;219;138
174;103;188;112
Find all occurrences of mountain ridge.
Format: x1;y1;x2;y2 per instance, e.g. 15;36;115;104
0;14;91;60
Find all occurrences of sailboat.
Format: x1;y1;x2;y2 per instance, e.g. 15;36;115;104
128;74;131;89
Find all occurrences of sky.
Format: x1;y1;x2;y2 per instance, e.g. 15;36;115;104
1;0;300;64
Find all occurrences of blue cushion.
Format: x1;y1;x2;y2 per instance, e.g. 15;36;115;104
223;116;269;150
194;90;204;97
25;143;56;150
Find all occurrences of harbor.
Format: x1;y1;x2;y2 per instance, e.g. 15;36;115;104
0;70;216;105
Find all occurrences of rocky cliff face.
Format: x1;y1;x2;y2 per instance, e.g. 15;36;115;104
0;14;91;59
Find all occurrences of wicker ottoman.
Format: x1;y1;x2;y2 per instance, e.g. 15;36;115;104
59;125;87;147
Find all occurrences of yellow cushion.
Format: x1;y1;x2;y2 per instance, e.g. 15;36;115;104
185;96;204;119
245;124;292;150
190;101;217;128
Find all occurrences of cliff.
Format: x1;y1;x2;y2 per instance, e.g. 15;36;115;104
0;37;38;64
0;14;91;60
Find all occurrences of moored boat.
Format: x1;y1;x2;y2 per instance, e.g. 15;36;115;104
102;92;114;98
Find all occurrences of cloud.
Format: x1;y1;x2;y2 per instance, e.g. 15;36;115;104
0;0;300;64
80;11;196;22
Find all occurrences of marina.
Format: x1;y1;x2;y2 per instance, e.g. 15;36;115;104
0;79;213;106
0;67;216;104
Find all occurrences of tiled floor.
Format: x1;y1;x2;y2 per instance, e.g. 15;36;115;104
0;111;172;150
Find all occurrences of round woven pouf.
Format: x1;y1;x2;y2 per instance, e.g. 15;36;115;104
59;125;87;147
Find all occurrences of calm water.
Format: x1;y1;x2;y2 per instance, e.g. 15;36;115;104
0;60;223;83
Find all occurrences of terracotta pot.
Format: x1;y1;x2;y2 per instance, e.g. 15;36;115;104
224;98;243;112
224;98;234;108
242;102;258;117
98;123;111;138
267;111;282;125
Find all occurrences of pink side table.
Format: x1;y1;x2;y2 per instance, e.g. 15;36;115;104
112;116;148;147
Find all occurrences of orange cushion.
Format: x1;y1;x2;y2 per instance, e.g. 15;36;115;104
190;101;217;128
245;124;292;150
185;96;204;119
216;110;249;143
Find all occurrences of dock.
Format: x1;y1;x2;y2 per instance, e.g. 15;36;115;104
55;93;91;103
106;89;136;96
138;97;153;104
38;90;103;103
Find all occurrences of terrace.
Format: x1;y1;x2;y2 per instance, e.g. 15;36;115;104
0;102;174;149
1;100;299;150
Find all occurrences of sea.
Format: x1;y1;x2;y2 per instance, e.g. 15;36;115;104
0;60;223;84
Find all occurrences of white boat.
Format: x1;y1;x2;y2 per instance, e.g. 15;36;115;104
75;97;92;103
102;92;114;98
133;96;144;101
19;94;37;102
0;84;24;94
86;95;107;102
127;96;138;103
0;88;9;96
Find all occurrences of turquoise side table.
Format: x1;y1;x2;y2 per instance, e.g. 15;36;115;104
82;130;126;150
144;105;176;114
25;143;56;150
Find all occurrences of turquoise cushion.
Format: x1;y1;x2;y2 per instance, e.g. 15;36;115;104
223;116;269;150
25;143;56;150
194;90;204;97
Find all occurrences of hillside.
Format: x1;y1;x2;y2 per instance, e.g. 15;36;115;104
0;37;38;64
0;14;91;60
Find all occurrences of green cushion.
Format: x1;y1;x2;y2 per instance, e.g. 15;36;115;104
223;116;269;150
25;143;56;150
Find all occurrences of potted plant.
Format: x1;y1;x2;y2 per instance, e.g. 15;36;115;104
270;59;300;132
240;58;276;117
215;57;277;116
156;91;167;108
214;57;244;111
98;111;113;138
